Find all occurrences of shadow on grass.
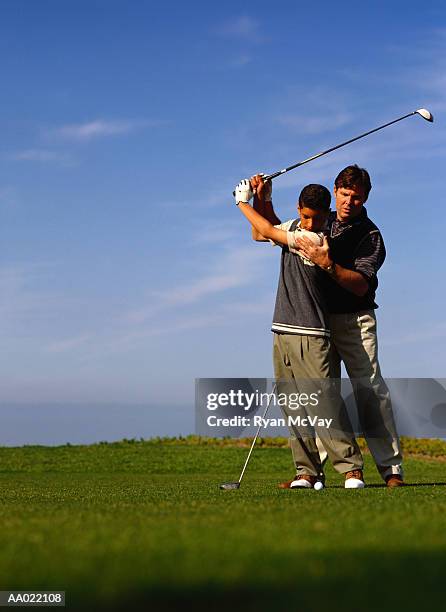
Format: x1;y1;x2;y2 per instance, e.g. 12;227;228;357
67;550;446;612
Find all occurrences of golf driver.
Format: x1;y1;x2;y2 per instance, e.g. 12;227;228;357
220;383;277;490
232;108;433;195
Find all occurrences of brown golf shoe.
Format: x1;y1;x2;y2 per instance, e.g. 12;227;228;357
278;476;299;489
290;475;317;489
278;474;322;489
386;474;405;488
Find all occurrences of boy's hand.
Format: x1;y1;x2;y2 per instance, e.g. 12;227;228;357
234;179;254;205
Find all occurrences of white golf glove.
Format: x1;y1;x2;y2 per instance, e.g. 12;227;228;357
234;179;253;205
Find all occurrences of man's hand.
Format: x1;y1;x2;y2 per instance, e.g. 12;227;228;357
296;235;370;295
250;174;272;202
295;235;333;269
234;179;254;205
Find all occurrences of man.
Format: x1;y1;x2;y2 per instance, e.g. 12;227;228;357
256;165;404;488
234;177;365;489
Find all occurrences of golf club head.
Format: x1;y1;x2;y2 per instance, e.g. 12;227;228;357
416;108;434;122
220;482;240;490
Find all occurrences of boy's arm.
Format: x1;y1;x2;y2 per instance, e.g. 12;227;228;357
238;202;288;247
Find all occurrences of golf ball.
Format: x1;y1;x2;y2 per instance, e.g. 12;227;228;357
314;481;324;491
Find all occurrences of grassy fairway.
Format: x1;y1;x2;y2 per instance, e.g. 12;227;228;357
0;440;445;611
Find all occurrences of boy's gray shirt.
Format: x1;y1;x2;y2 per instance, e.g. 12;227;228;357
271;219;330;338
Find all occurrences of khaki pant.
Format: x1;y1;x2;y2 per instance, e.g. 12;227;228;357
317;310;403;480
273;333;363;477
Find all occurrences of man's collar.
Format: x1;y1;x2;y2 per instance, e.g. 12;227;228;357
332;207;368;227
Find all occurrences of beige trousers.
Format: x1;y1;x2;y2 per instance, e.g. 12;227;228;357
316;310;403;480
273;333;363;477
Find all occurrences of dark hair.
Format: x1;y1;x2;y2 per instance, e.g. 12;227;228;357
298;184;331;211
335;165;372;199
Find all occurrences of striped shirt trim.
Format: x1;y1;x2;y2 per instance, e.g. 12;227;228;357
271;322;330;337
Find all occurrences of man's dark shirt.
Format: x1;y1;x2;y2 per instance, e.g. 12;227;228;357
324;208;386;314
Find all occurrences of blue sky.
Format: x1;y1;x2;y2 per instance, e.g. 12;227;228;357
0;1;445;440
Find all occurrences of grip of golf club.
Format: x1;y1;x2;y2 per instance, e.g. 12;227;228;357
232;173;276;198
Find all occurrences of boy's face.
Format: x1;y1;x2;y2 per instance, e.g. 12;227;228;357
298;206;328;232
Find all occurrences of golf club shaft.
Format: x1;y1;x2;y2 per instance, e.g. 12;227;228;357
232;109;419;196
237;383;277;484
262;111;416;181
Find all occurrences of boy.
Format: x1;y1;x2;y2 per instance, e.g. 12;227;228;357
234;177;364;489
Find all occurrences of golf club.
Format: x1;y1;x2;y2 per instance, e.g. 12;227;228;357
232;108;433;195
220;383;277;490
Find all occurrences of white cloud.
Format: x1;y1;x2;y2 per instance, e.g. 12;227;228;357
190;220;240;244
0;263;102;350
11;149;73;165
381;323;446;348
0;246;274;360
265;147;358;193
0;186;18;209
48;118;166;142
99;294;273;351
231;54;252;67
159;187;233;209
0;263;60;332
220;16;260;38
275;112;351;135
122;245;271;325
341;28;446;114
46;334;91;353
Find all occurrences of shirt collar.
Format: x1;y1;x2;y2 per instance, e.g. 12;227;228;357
296;219;328;234
330;206;368;229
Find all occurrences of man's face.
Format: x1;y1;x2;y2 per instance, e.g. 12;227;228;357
334;184;366;222
298;206;328;232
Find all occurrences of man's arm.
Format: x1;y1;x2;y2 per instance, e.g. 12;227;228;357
294;236;369;297
250;175;281;241
326;264;369;296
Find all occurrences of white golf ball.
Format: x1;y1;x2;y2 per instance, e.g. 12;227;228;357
314;481;324;491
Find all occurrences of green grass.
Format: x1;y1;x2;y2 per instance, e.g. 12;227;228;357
0;440;445;611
